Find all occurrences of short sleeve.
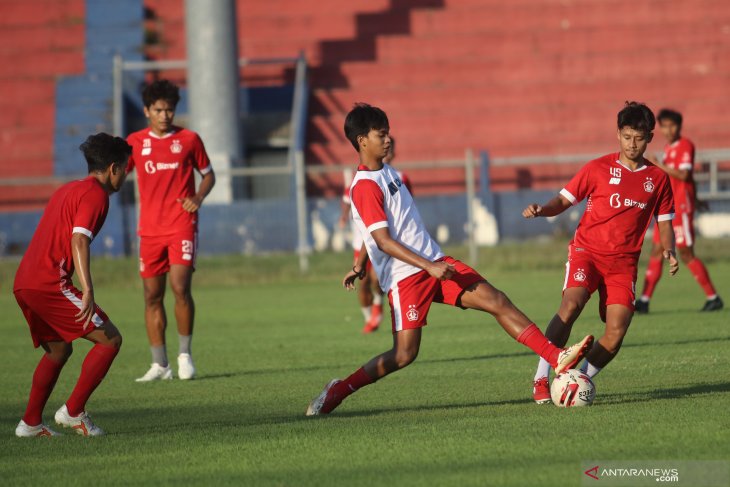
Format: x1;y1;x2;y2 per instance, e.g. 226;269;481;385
560;162;595;205
655;176;675;222
351;179;388;233
125;136;136;174
191;133;212;175
73;188;110;241
677;140;694;171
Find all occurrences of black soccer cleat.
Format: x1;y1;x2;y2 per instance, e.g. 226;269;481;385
634;300;649;314
701;296;724;312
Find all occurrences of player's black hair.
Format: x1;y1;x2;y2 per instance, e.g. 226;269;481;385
344;103;389;151
617;101;655;134
142;79;181;108
79;133;132;173
656;108;683;128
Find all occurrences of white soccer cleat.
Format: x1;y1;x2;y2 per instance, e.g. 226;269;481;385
306;379;341;416
135;363;173;382
54;405;104;437
555;335;594;375
177;353;196;380
15;420;60;437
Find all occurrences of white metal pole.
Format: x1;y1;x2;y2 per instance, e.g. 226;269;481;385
465;148;477;266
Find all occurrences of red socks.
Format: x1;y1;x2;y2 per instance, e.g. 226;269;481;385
66;344;119;417
641;256;664;299
517;324;561;368
331;367;375;401
23;355;65;426
687;258;717;298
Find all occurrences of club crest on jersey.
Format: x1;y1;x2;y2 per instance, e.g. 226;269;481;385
573;268;587;282
406;304;419;322
643;178;655;193
387;178;403;196
170;139;183;154
142;138;152;156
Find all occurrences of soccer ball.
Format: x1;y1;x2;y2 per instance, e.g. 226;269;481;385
550;369;596;407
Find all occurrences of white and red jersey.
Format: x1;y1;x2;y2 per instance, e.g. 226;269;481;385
343;166;412;251
560;153;674;257
349;163;441;291
662;137;696;214
127;126;212;237
14;176;109;292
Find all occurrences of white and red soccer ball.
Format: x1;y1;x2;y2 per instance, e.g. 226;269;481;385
551;369;596;407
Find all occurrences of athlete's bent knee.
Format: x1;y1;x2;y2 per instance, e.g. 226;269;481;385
394;347;419;369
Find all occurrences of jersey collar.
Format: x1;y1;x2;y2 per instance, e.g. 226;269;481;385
357;163;383;171
148;127;179;139
614;158;647;172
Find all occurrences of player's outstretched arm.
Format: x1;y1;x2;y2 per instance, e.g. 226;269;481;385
370;228;454;280
522;194;572;219
657;220;679;275
71;233;96;329
343;243;370;290
178;170;216;212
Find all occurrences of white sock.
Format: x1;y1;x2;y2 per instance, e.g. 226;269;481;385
707;294;718;300
361;306;372;321
534;358;551;382
639;295;650;303
372;294;383;306
580;361;602;378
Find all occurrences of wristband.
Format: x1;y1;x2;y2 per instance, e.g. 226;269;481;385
352;265;366;279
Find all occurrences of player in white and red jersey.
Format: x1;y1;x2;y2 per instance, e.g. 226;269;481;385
636;109;723;313
13;133;131;437
126;80;216;382
339;137;413;333
523;102;679;404
306;104;593;416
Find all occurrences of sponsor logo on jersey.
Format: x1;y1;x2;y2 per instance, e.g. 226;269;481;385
573;268;586;282
609;178;621;185
406;304;419;322
387;177;403;196
643;178;655;193
145;161;180;174
609;193;621;208
170;139;183;154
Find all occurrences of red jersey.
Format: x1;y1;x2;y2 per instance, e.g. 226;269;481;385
14;177;109;292
560;153;674;257
127;126;212;237
662;137;696;214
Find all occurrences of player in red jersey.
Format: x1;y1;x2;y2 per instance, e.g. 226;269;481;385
13;133;131;437
339;137;413;333
306;104;593;416
636;109;723;313
524;102;679;404
126;80;216;381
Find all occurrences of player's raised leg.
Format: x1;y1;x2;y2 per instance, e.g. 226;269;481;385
458;281;593;376
56;321;122;436
16;339;70;437
530;287;591;403
137;274;173;381
307;328;420;416
170;264;196;379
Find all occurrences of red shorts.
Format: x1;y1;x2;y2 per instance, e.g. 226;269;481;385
14;287;109;348
652;213;694;249
563;245;638;321
387;256;485;333
353;249;373;273
139;229;197;278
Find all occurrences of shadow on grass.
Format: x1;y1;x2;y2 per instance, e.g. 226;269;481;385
601;381;730;405
622;335;730;349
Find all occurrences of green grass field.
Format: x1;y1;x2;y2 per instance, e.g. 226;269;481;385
1;239;728;486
